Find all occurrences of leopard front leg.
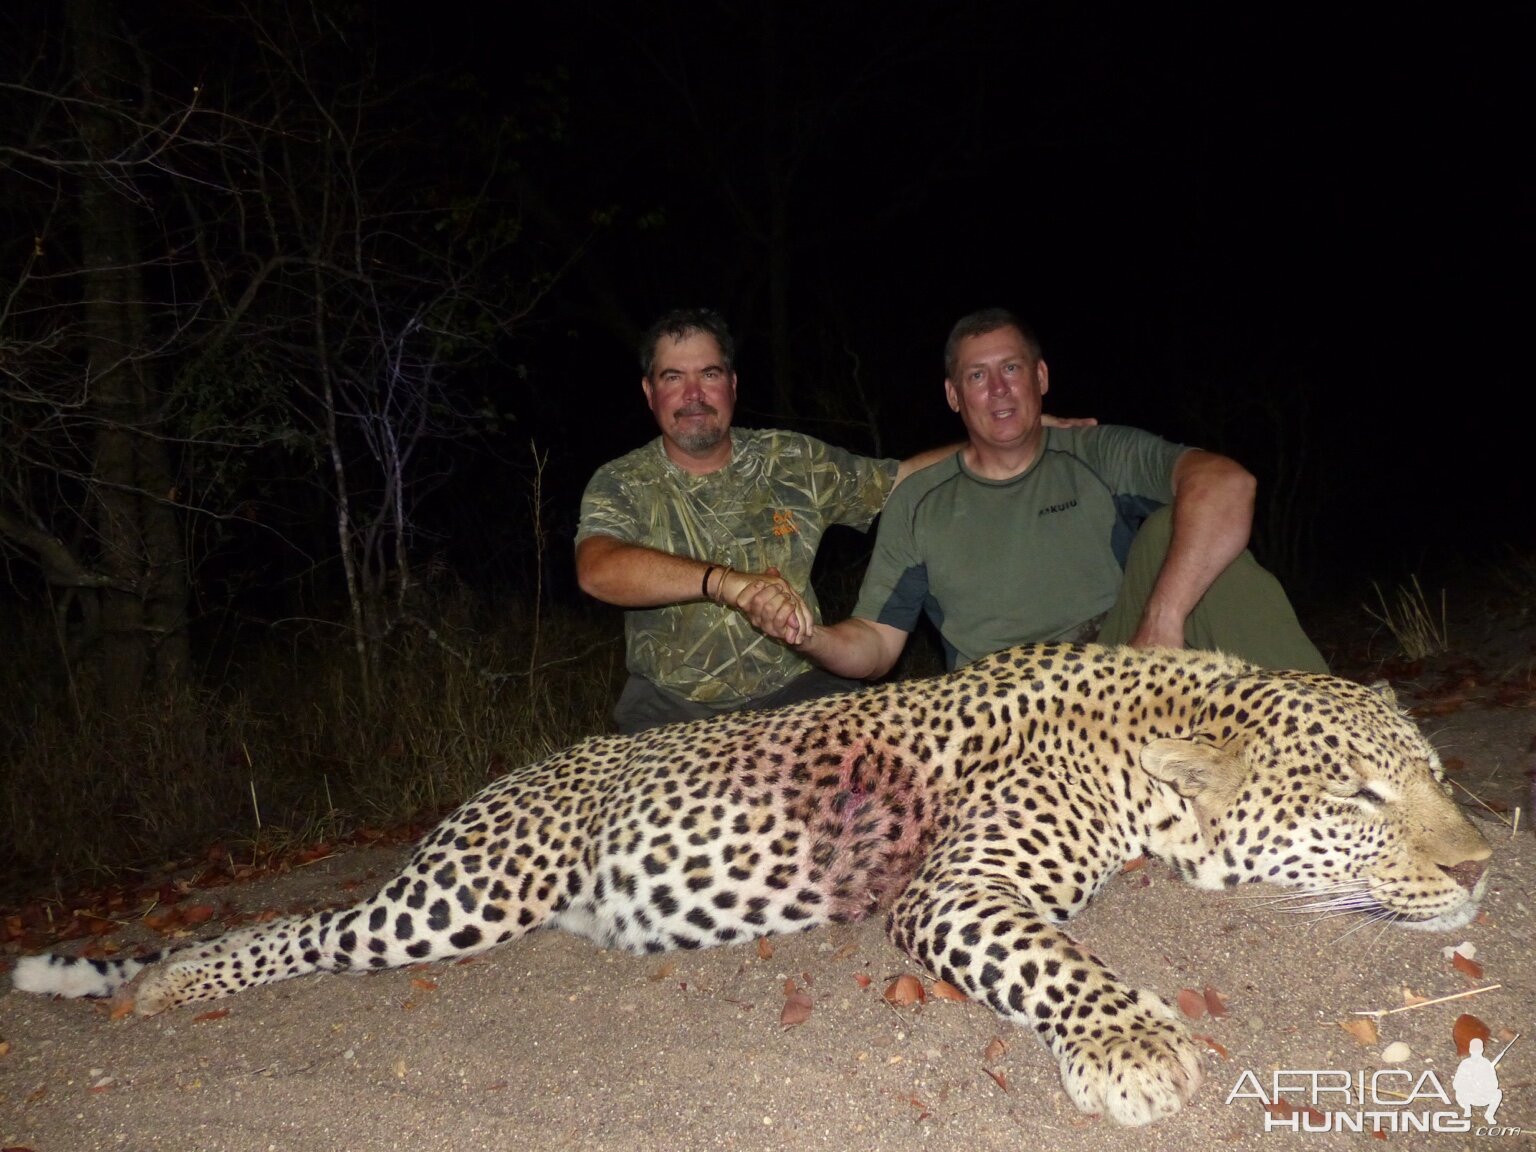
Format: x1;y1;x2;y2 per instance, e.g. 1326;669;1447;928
889;852;1202;1126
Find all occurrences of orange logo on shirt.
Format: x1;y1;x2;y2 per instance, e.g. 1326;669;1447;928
772;510;799;537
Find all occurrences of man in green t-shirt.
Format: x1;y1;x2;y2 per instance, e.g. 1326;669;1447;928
577;308;962;733
743;308;1326;678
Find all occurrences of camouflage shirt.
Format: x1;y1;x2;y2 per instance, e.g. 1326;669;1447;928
577;430;898;706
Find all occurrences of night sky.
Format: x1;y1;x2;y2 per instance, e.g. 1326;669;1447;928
16;2;1526;606
426;2;1529;594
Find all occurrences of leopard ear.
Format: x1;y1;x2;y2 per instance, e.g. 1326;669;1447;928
1139;737;1243;798
1368;680;1399;709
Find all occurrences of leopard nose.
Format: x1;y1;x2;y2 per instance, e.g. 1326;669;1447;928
1440;858;1487;892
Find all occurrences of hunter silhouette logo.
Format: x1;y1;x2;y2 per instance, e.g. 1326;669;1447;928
1455;1034;1517;1124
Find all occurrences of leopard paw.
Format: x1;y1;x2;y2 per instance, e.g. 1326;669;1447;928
1055;988;1204;1126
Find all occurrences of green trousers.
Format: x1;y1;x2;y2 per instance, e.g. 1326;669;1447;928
1094;506;1328;673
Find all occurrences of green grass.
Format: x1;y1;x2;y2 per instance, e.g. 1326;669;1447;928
1364;576;1449;661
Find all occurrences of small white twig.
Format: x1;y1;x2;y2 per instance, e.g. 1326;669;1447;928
1352;983;1501;1018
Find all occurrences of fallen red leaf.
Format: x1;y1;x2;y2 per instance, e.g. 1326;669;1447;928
985;1067;1008;1092
883;974;925;1007
757;937;774;960
982;1037;1007;1061
1193;1033;1230;1060
853;972;872;989
1120;856;1148;873
193;1009;230;1023
1450;952;1485;980
1203;985;1228;1018
1453;1013;1491;1056
1176;988;1206;1019
931;979;968;1003
410;977;438;991
780;991;813;1028
180;904;216;926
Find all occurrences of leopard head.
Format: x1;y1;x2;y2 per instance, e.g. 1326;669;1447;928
1140;673;1491;931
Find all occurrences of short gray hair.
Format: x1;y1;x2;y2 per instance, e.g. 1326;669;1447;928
943;308;1042;380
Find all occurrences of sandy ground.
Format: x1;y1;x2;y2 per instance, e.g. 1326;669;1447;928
2;687;1532;1152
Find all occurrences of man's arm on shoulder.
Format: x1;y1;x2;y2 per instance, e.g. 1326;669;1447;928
894;444;961;486
1130;449;1256;648
894;415;1095;487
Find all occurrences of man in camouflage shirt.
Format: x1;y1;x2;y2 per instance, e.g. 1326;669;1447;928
577;308;960;733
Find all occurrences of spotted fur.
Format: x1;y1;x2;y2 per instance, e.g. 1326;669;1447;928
12;643;1491;1126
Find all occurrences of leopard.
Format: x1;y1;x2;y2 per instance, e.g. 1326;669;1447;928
11;642;1491;1126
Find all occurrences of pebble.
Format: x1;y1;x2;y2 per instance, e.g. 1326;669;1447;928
1381;1041;1412;1063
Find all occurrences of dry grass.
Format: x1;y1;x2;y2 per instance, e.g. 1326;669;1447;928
1364;576;1449;660
0;601;622;899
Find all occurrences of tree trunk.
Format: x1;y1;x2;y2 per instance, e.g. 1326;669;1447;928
67;0;189;711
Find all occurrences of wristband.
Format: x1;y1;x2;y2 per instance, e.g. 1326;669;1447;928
701;565;719;601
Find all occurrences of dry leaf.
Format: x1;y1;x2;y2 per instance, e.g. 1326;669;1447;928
985;1067;1008;1092
108;994;135;1022
831;943;859;961
982;1037;1008;1061
1451;952;1485;980
180;904;216;926
853;972;872;989
1176;988;1206;1019
783;977;799;996
883;974;925;1007
757;937;774;960
931;980;968;1003
1193;1033;1230;1060
0;1040;10;1058
1120;856;1148;873
648;960;677;982
1453;1013;1491;1056
1340;1017;1379;1046
192;1009;230;1023
393;1058;408;1079
780;991;813;1028
1203;985;1228;1018
410;977;438;991
1402;986;1428;1007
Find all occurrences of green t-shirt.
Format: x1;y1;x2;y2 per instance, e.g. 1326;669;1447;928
853;425;1187;668
578;429;898;705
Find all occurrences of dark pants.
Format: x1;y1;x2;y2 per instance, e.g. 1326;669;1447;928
1095;505;1328;673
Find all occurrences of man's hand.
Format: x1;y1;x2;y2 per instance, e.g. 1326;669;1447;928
1040;413;1098;429
1127;617;1187;650
723;567;814;645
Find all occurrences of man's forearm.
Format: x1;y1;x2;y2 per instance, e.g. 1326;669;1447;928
575;536;717;608
1132;453;1255;645
798;617;906;679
